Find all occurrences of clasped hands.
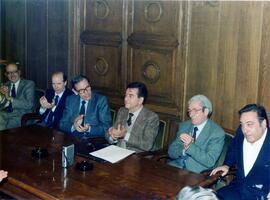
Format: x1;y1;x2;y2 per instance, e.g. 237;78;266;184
40;96;55;109
0;85;11;100
180;133;194;150
73;115;90;133
108;124;127;140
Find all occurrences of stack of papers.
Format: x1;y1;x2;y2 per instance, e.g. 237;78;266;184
90;145;135;163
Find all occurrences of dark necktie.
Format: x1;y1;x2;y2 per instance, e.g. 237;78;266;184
6;84;16;112
11;84;16;98
127;113;134;126
46;95;60;125
193;127;198;141
79;100;86;126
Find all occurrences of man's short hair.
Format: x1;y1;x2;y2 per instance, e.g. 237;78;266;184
52;71;67;82
71;75;90;88
126;82;148;104
239;104;269;126
188;94;213;118
176;186;218;200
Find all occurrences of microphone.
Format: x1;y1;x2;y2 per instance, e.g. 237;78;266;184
81;115;85;126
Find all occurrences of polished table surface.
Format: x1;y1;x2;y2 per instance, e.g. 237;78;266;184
0;125;217;199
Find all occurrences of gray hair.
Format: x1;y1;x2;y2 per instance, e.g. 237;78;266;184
176;186;219;200
188;94;213;118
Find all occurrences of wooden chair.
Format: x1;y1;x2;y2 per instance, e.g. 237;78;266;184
21;88;45;126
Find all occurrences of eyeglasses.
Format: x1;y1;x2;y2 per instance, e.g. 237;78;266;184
187;108;203;115
5;70;18;76
77;85;91;95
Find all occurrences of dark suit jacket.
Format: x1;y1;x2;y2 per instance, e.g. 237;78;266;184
105;107;159;153
221;127;270;199
168;119;225;173
40;88;73;128
59;91;112;138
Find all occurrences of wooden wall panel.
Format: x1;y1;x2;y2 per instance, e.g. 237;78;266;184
185;1;263;130
26;0;48;88
80;0;124;104
258;2;270;114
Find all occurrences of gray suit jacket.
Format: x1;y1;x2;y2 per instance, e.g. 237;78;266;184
0;79;35;129
168;119;225;173
59;92;112;138
106;107;159;153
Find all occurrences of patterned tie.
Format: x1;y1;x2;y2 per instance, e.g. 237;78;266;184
127;113;134;126
193;127;198;142
46;95;59;126
6;84;16;112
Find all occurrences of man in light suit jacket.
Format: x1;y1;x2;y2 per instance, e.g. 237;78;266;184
168;94;225;173
211;104;270;200
0;63;35;130
59;75;112;138
39;72;73;128
105;82;159;153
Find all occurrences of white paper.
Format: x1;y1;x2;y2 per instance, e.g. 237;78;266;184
90;145;135;163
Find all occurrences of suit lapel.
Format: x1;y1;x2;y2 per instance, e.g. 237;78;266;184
195;120;211;145
131;107;145;136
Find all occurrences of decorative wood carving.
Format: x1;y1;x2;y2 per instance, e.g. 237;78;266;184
144;1;163;23
142;60;160;83
94;57;109;76
80;30;122;47
94;0;110;19
127;33;179;51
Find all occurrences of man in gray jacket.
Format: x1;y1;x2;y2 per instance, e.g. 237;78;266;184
106;82;159;153
0;63;35;130
168;94;225;173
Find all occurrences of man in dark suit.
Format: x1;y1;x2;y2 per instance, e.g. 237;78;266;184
168;95;225;173
39;71;73;128
0;62;35;130
59;75;112;138
211;104;270;200
105;82;159;153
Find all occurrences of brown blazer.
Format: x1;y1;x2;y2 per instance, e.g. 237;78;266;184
106;106;159;153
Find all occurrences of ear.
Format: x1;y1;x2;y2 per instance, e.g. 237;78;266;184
139;97;144;105
262;119;267;128
203;107;209;116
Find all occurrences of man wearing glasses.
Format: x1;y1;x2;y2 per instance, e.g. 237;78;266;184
59;75;112;138
168;94;225;173
0;62;35;130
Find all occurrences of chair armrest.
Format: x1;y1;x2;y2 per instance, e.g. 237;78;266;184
21;113;41;126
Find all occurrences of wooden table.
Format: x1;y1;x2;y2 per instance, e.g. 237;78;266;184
0;125;217;199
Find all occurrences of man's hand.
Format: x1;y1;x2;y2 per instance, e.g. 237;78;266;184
40;96;55;109
267;191;270;200
73;115;90;132
180;133;194;150
0;170;8;182
210;165;229;177
108;124;126;140
0;85;10;98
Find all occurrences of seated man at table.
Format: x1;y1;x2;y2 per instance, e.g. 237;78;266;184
0;62;35;130
39;71;73;128
211;104;270;200
168;94;225;173
105;82;159;153
59;75;112;138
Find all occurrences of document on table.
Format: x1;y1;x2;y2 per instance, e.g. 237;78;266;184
90;145;135;163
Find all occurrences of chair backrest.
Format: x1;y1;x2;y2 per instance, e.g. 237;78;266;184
152;120;166;151
110;109;116;124
34;88;45;113
215;132;234;167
